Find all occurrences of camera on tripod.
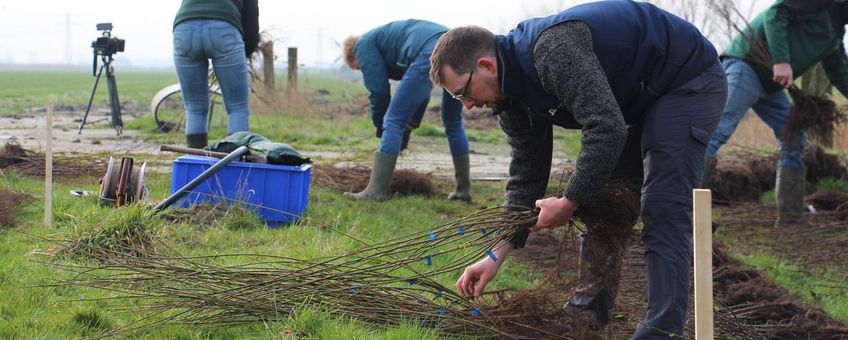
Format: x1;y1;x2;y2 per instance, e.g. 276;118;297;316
80;22;126;136
91;23;125;57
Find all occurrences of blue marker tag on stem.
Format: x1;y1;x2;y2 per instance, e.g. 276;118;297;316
429;231;436;241
438;307;446;316
457;226;465;235
481;228;488;236
435;289;443;298
471;307;480;317
485;249;498;262
425;255;432;266
407;278;416;286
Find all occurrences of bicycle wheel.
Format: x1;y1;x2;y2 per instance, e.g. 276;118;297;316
206;89;226;131
152;87;186;133
152;86;224;134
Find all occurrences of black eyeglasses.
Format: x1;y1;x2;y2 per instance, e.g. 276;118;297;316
450;69;475;101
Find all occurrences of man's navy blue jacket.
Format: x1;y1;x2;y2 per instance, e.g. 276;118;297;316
496;0;718;127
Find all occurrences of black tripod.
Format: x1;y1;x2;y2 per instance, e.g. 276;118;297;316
79;52;123;136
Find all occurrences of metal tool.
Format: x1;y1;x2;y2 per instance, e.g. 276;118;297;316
160;144;267;164
154;146;249;212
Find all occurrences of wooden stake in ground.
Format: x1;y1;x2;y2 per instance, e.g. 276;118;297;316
44;103;53;227
693;189;713;339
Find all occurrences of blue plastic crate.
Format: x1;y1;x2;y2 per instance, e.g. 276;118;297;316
170;155;311;225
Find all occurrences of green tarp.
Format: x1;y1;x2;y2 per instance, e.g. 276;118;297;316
206;131;311;166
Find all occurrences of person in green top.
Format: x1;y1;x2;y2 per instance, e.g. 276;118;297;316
172;0;259;148
705;0;848;226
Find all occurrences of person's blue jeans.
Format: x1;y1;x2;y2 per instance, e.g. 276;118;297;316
707;58;804;168
378;39;469;156
173;19;250;135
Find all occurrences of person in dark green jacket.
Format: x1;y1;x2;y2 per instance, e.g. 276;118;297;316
341;19;471;202
705;0;848;226
172;0;259;148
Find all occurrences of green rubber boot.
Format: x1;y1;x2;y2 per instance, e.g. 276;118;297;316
775;166;807;227
448;154;472;203
186;133;208;149
344;151;398;201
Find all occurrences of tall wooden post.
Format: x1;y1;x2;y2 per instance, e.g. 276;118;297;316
693;189;713;339
287;47;298;93
44;103;53;227
260;41;275;90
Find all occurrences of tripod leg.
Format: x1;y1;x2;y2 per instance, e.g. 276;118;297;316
79;64;106;134
105;63;123;136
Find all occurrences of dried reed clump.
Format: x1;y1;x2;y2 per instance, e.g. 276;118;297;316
708;145;848;203
312;165;434;197
45;207;539;338
804;144;848;183
0;188;33;228
807;190;848;211
0;140;107;183
158;202;263;231
50;205;161;260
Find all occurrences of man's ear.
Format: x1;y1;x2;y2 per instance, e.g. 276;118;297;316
477;56;497;75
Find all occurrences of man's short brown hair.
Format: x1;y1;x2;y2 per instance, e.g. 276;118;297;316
341;35;360;70
430;26;496;86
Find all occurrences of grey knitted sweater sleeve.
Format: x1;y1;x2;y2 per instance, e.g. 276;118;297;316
500;106;553;248
532;21;627;205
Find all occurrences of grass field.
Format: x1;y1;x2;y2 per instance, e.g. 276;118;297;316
1;67;847;338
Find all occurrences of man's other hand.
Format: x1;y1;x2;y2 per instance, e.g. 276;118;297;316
773;63;794;88
533;197;578;231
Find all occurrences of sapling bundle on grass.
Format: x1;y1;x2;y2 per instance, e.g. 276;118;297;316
45;206;538;338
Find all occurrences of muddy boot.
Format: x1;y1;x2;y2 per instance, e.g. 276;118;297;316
447;154;472;203
701;157;717;188
565;222;632;329
775;165;807;227
344;152;397;201
186;133;208;149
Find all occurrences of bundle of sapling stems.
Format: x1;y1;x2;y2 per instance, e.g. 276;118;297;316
44;205;539;338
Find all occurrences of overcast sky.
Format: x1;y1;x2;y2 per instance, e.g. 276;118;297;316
0;0;773;69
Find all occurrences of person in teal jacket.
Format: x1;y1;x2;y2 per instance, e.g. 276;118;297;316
705;0;848;226
172;0;259;148
341;19;471;202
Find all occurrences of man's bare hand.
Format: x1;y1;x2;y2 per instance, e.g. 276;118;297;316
773;63;794;88
533;197;578;231
455;244;512;297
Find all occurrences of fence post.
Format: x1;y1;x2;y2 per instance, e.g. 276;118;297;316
693;189;713;340
287;47;298;93
259;41;275;90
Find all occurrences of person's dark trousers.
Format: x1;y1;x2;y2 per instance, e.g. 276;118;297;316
630;62;727;339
